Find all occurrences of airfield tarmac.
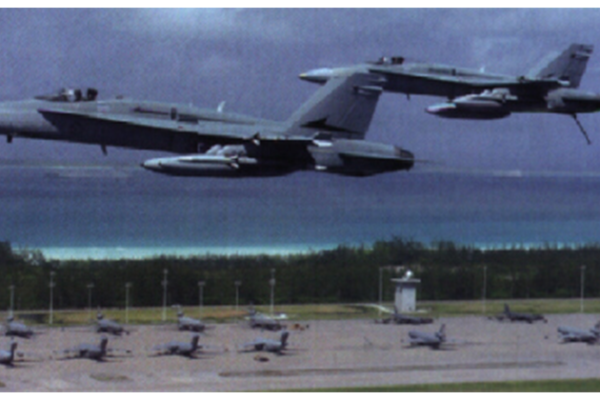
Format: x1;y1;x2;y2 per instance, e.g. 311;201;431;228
1;314;600;391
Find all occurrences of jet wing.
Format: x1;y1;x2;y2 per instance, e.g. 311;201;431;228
37;107;268;143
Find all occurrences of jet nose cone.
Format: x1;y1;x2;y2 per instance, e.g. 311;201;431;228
425;103;455;115
141;158;162;171
299;68;334;83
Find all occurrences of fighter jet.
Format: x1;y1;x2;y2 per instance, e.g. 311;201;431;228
2;316;35;339
247;309;286;331
378;306;433;325
96;312;129;336
492;304;547;324
176;311;206;332
0;340;18;367
407;324;448;350
0;74;414;177
557;321;600;344
301;44;598;144
59;336;109;361
240;331;290;355
151;334;203;358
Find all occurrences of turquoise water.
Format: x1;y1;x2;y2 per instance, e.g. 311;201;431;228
2;167;600;259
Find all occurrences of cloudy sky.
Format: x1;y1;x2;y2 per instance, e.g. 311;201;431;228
1;8;600;172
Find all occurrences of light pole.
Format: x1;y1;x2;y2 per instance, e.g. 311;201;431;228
198;281;205;318
86;283;94;321
125;282;132;324
234;280;241;311
49;271;55;325
162;269;168;322
482;265;487;314
8;285;14;319
580;265;586;313
269;269;276;316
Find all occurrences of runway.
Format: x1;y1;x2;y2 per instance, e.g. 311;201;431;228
2;314;600;391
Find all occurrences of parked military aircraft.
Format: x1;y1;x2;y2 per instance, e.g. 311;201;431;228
2;317;35;339
96;312;129;336
0;340;18;366
177;311;206;332
0;73;414;177
59;336;109;361
558;321;600;344
407;324;448;349
492;304;547;324
378;306;433;325
247;309;286;331
301;44;598;144
152;334;203;358
240;331;290;355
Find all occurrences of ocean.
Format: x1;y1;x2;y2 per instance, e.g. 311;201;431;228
2;166;600;260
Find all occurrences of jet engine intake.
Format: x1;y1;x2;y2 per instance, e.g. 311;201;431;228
309;139;414;176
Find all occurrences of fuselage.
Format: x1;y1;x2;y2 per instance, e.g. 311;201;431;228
0;91;279;154
300;61;516;98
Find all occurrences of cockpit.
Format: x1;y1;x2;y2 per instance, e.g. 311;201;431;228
35;88;99;102
373;56;405;66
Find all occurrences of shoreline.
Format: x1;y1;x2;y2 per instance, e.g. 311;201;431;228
32;240;600;261
36;245;336;260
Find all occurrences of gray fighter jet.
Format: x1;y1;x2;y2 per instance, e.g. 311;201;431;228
96;312;129;336
247;309;285;331
378;306;433;325
3;317;34;339
177;311;206;332
407;324;447;349
301;44;598;143
0;74;414;177
60;336;109;361
152;334;202;358
0;341;18;366
492;304;547;324
240;331;290;355
557;321;600;344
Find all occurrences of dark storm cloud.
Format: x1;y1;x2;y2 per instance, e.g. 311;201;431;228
2;8;600;171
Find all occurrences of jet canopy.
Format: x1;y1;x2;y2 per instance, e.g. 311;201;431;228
35;87;98;102
372;56;405;66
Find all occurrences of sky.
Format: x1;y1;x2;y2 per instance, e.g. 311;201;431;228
2;8;600;173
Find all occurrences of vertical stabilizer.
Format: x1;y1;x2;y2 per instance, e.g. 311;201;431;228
528;43;593;88
280;331;290;349
285;73;383;140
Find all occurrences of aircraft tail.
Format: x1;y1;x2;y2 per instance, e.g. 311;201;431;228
280;331;290;349
285;73;383;140
436;324;446;342
7;341;17;364
191;334;200;350
527;43;593;88
99;336;109;353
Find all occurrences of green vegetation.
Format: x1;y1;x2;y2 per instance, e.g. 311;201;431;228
1;238;600;312
303;378;600;392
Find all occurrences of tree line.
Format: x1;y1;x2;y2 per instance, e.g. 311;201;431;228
1;238;598;311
